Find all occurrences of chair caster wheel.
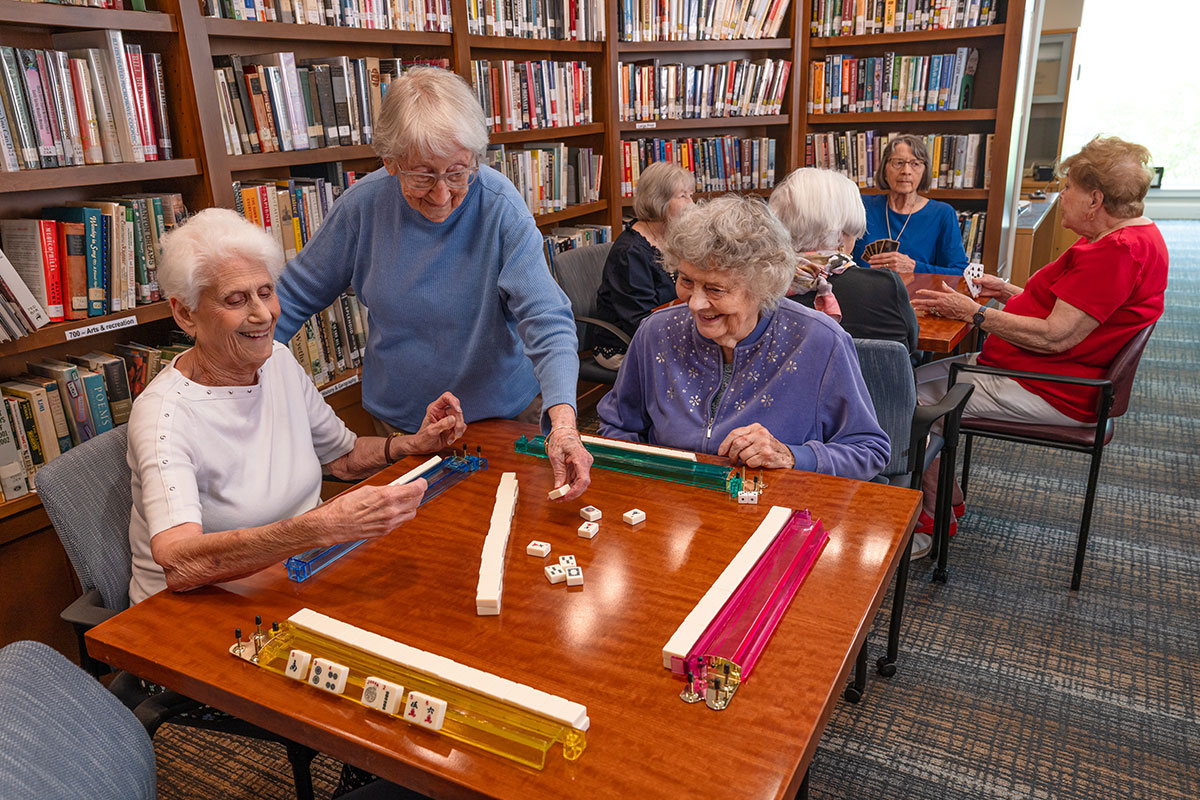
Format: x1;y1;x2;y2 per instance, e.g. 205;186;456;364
876;657;896;677
843;685;862;704
933;567;948;583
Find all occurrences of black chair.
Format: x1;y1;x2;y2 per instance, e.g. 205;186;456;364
35;426;319;800
849;338;974;699
950;322;1157;590
551;242;630;384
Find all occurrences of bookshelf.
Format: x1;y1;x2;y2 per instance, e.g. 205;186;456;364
797;0;1042;275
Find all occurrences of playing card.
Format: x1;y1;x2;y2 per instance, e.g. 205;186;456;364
964;262;984;298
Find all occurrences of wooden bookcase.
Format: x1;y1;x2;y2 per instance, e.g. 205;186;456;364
1;0;1039;658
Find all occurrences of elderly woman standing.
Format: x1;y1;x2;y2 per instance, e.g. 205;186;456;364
910;136;1168;527
127;209;465;604
771;167;919;354
592;161;694;370
851;134;969;275
597;196;888;479
272;67;592;499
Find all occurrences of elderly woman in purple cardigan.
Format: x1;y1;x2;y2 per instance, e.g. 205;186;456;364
597;196;889;480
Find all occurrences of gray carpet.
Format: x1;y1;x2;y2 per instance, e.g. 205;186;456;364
152;220;1199;799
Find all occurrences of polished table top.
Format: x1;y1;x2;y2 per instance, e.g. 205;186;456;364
905;273;972;353
89;420;921;800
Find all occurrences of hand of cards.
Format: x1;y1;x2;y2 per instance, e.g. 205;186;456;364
862;239;900;260
964;262;984;298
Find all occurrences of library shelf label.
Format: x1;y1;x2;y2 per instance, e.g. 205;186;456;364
635;121;657;129
65;315;139;341
320;373;361;397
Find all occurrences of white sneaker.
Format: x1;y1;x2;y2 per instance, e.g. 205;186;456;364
911;532;932;559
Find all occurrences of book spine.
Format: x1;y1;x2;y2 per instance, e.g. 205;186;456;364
125;45;157;160
79;370;114;434
17;49;59;168
146;53;173;160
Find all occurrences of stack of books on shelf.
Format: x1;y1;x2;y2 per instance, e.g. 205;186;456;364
808;48;978;115
466;0;606;40
958;209;985;261
203;0;452;31
0;32;173;172
618;0;793;41
0;335;191;502
622;135;776;197
543;223;613;275
22;0;156;8
486;144;602;215
214;54;448;156
470;60;594;135
805;130;992;189
232;175;368;389
811;0;998;37
618;57;790;121
0;193;186;339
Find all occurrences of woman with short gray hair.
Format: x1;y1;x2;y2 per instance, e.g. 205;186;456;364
597;196;889;478
272;67;593;500
770;167;918;354
593;161;694;369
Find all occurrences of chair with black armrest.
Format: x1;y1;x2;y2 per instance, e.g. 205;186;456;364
551;242;630;385
0;640;156;800
849;338;975;701
949;321;1156;590
35;426;318;800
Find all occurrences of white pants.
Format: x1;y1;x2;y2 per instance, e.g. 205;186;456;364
915;354;1088;428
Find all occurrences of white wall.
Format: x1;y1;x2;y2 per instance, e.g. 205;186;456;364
1041;0;1085;30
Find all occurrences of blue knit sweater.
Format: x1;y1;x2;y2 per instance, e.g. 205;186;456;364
852;194;968;275
274;166;579;431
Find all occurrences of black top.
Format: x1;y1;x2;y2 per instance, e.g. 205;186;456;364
790;266;919;354
593;224;678;355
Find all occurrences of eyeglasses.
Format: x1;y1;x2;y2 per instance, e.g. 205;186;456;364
888;158;925;170
396;165;479;192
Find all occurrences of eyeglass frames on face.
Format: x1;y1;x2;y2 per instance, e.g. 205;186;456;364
888;158;925;170
396;165;479;192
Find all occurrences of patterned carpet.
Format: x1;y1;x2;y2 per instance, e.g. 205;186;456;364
152;221;1199;799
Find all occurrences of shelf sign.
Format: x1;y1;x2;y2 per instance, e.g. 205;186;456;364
64;315;139;341
635;122;657;129
320;373;360;398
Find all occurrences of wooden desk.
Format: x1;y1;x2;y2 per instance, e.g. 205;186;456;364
88;420;920;800
905;274;972;353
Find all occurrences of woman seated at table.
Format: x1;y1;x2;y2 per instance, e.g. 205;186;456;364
592;161;694;370
596;196;889;479
851;134;969;276
771;167;919;355
910;135;1168;526
127;208;466;604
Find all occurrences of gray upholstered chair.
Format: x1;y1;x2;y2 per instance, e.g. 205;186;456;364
849;338;974;697
550;242;630;384
0;640;156;800
35;425;318;800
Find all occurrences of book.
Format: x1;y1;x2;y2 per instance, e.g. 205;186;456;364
144;52;173;159
27;360;96;446
0;246;51;332
0;404;30;501
75;367;115;435
0;219;64;322
52;29;145;163
124;42;157;161
66;351;133;426
16;374;71;454
2;398;36;488
0;382;61;463
15;49;59;168
67;56;104;164
42;207;105;317
76;49;123;163
0;47;39;170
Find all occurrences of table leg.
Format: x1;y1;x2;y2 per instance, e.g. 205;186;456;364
795;766;811;800
843;641;867;703
933;438;957;584
877;528;912;678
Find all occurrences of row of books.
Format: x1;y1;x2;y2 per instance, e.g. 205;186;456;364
808;48;977;116
469;59;594;135
0;339;187;501
465;0;606;40
621;136;777;197
214;53;449;156
811;0;998;37
0;32;173;172
486;144;602;215
203;0;452;31
19;0;152;8
543;223;613;278
804;130;993;190
618;57;791;122
618;0;793;41
283;291;369;388
0;193;185;335
958;210;986;262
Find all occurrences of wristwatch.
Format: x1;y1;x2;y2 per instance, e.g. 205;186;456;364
971;306;987;329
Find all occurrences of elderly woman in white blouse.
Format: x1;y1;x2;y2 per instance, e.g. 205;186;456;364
126;208;465;604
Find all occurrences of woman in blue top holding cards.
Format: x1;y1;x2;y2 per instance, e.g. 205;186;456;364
852;134;969;276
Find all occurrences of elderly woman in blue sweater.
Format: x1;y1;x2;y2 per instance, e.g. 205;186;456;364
273;67;592;499
597;196;889;479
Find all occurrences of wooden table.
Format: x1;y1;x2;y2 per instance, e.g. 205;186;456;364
905;273;973;353
88;420;921;800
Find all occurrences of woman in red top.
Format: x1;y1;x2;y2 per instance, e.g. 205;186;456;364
909;136;1167;534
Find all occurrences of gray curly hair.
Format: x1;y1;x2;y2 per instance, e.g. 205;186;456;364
660;195;796;312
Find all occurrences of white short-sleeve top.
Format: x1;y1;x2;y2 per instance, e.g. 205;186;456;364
127;342;356;604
